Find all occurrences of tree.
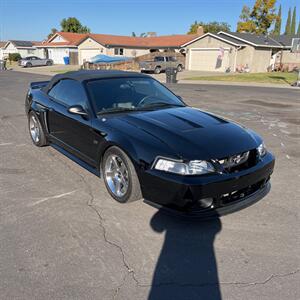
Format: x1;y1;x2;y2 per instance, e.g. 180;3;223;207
291;7;296;35
60;17;90;33
273;4;281;35
298;21;300;36
237;0;277;34
237;5;257;32
187;21;231;34
131;32;147;37
285;8;291;35
47;28;58;40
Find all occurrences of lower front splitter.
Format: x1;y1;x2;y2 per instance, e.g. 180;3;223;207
144;182;271;220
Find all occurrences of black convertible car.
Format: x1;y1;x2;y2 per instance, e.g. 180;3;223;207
25;70;275;217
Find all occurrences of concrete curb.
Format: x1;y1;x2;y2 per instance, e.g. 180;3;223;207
177;79;298;89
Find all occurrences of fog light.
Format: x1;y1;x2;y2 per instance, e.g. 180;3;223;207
198;197;214;209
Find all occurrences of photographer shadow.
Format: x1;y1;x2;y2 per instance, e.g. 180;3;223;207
149;210;222;300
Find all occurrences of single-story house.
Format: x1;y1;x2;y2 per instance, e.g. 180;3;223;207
272;35;300;71
0;41;6;60
1;40;43;59
38;31;199;65
78;33;199;65
183;31;283;73
36;32;87;64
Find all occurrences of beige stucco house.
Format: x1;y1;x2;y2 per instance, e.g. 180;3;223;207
77;33;199;65
272;35;300;71
38;31;199;65
183;32;283;73
36;32;87;64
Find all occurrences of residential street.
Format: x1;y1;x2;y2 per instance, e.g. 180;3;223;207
0;71;299;300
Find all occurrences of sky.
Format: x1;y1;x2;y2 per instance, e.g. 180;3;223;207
0;0;299;41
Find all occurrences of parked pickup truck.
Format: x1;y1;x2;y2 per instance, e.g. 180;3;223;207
139;56;184;74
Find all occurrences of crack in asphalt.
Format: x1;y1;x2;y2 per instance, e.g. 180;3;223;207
46;150;139;299
135;269;300;289
45;150;300;298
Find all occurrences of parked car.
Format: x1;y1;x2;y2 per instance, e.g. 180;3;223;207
139;56;184;74
25;70;275;217
19;56;53;68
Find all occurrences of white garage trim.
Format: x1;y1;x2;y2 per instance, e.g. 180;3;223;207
181;33;244;47
188;48;230;71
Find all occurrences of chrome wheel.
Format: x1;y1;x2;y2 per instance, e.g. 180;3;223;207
29;115;40;143
104;154;129;197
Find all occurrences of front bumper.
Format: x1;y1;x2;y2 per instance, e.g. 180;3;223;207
140;152;275;216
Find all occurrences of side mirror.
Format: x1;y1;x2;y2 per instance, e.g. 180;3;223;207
68;105;88;116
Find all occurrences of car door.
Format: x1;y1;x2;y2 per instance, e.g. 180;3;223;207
30;57;38;66
47;79;98;165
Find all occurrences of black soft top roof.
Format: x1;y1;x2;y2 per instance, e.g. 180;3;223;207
44;70;150;92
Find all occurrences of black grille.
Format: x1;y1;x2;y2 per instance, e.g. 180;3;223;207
216;149;258;173
220;178;268;206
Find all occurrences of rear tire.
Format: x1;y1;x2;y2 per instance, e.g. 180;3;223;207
154;67;161;74
28;111;48;147
46;61;52;66
102;146;142;203
177;64;183;72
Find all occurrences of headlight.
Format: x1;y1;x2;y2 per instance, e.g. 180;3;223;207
257;142;267;157
153;158;215;175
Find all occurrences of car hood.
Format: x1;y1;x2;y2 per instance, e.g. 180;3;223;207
110;107;261;160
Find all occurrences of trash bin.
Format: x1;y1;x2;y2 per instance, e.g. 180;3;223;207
0;60;7;71
166;67;177;84
63;56;70;65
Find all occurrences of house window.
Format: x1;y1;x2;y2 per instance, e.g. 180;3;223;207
291;38;300;52
114;48;124;55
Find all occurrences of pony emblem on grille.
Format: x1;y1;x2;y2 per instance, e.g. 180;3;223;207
217;151;250;168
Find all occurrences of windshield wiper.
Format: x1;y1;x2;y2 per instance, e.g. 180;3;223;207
97;107;136;115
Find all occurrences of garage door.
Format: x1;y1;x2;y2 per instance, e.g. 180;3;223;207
189;49;230;72
80;49;102;64
48;48;68;64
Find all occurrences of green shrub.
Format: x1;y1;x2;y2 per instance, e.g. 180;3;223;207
8;53;22;62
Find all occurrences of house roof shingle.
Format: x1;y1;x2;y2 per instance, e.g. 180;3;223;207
41;31;200;48
218;32;282;47
9;40;37;48
89;33;199;48
271;35;299;47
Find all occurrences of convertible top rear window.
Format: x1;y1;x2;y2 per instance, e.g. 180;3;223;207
86;77;184;113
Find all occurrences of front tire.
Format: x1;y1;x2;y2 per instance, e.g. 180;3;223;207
28;111;48;147
102;146;142;203
26;62;32;68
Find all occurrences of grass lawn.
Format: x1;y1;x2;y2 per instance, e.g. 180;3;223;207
185;72;298;85
6;61;19;68
50;69;79;74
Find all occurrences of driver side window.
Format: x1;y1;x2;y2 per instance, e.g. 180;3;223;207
48;79;88;108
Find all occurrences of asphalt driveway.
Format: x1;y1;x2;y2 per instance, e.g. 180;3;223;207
0;71;299;300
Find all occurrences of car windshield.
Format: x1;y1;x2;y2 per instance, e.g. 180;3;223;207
86;77;185;114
